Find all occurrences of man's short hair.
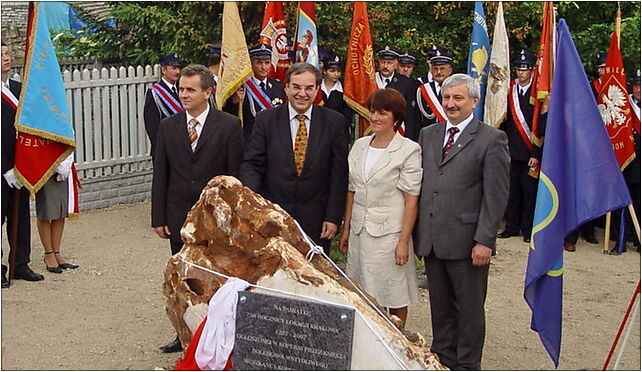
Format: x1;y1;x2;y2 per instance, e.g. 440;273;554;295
285;62;322;86
180;64;215;90
442;73;480;99
367;88;407;127
208;54;221;67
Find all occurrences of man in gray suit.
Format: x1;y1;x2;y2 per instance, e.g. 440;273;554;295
416;73;509;370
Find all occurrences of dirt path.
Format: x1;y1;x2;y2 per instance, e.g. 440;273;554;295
1;201;640;370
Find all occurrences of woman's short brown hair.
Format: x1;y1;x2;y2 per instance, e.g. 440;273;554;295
366;88;407;127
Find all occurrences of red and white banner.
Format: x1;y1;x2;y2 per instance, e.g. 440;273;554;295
260;1;290;83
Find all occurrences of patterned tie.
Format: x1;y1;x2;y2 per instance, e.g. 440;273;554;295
188;118;199;151
442;126;460;160
293;114;308;176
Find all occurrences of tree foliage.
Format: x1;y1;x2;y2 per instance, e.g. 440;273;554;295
58;1;640;79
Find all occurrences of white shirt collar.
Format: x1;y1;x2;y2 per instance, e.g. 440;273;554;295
376;72;395;88
186;104;210;127
288;103;313;121
253;76;268;86
518;78;532;93
321;80;343;96
446;112;475;134
162;77;176;91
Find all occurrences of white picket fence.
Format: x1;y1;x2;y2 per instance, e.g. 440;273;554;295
60;64;160;179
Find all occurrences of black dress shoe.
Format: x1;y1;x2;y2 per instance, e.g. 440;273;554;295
523;236;531;243
14;267;45;282
498;230;519;239
581;233;598;244
159;337;183;353
1;275;9;289
59;263;79;270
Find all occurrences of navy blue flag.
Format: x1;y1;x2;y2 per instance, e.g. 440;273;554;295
466;1;490;119
524;18;632;367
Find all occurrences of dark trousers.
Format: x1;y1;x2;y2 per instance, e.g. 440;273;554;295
565;220;597;244
170;238;183;256
425;252;489;370
503;160;538;237
611;181;641;247
1;185;32;272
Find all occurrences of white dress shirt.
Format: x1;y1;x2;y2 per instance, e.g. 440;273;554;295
162;77;177;95
376;72;394;89
321;80;343;97
288;103;312;148
443;113;475;147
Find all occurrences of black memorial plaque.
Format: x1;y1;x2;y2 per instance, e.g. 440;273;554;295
233;291;355;370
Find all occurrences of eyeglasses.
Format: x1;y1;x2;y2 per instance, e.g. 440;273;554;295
288;84;317;94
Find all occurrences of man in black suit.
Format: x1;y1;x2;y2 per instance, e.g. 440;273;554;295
144;53;183;159
416;74;510;370
498;50;541;243
223;43;286;141
151;64;244;352
1;42;45;288
417;46;453;132
375;46;421;141
240;62;348;254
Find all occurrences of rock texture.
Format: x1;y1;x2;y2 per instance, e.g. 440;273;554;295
163;175;446;370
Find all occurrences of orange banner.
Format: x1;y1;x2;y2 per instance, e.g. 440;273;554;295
530;1;554;147
342;1;377;137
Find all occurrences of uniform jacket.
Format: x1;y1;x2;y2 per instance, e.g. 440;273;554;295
348;132;422;237
240;104;348;241
416;119;510;259
2;79;21;176
144;79;182;158
499;84;542;162
223;77;285;141
385;74;422;142
151;108;244;240
417;80;444;131
322;89;353;136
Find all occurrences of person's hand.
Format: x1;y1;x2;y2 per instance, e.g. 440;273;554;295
528;157;540;168
3;169;22;189
338;228;349;253
320;221;338;240
56;155;73;178
231;87;245;104
541;93;551;114
154;225;171;239
395;241;409;266
471;243;492;266
56;173;69;182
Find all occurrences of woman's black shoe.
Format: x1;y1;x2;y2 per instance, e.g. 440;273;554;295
44;252;63;274
59;263;79;270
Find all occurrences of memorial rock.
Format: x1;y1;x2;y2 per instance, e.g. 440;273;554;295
163;175;446;370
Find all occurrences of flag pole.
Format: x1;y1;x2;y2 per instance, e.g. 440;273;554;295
628;204;641;244
602;280;640;370
615;2;621;46
604;213;612;253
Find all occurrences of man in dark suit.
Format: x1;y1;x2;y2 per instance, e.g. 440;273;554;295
416;74;510;370
240;62;348;254
498;50;541;243
144;53;183;159
223;43;286;141
417;46;454;132
1;42;45;288
151;64;244;352
375;46;421;141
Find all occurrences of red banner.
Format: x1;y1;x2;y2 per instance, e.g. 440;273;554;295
260;1;290;83
342;1;377;137
529;1;554;147
597;32;637;169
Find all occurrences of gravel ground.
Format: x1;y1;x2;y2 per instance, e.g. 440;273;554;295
1;201;640;370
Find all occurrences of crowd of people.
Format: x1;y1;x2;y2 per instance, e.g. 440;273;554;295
2;33;639;370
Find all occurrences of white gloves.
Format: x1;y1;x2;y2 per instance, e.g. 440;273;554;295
3;169;23;189
56;154;74;182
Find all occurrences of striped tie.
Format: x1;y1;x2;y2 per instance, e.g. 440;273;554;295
442;126;459;160
293;114;308;176
188;118;199;151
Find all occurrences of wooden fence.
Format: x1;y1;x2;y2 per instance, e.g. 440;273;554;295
61;64;159;179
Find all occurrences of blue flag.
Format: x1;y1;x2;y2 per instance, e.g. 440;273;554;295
467;1;490;119
524;19;632;367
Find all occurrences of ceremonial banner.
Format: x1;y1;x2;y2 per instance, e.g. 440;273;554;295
294;2;319;68
597;32;637;169
524;19;632;367
483;1;510;128
14;2;75;196
260;1;290;83
466;1;491;120
343;1;377;137
529;1;555;146
215;1;253;109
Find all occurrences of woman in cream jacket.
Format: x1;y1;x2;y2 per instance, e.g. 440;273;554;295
339;88;422;328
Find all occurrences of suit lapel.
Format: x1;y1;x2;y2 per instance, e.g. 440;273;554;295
277;105;297;172
367;132;402;182
172;112;192;153
442;119;479;165
193;108;218;154
303;106;323;174
433;123;446;168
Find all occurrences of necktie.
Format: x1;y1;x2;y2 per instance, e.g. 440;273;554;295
259;81;266;92
293;114;308;176
171;86;178;96
442;127;460;160
188;118;199;151
518;88;524;99
385;78;391;87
